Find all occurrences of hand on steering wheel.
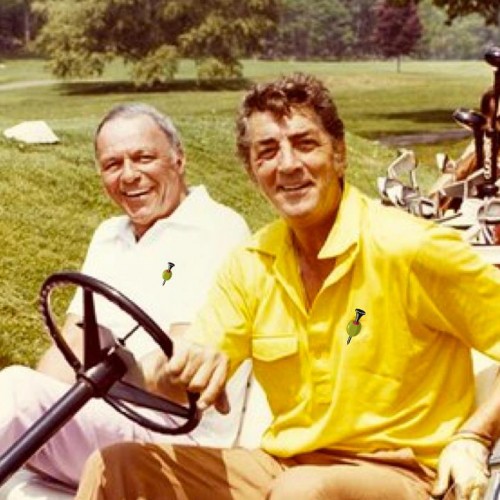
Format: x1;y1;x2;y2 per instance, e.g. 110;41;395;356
39;271;200;435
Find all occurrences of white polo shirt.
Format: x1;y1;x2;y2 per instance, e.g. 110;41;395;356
67;185;252;447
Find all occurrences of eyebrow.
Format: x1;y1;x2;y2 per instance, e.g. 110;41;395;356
257;129;316;145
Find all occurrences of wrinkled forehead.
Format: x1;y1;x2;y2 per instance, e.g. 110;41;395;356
246;106;330;143
95;114;173;156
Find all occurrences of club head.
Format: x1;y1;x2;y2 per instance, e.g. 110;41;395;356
387;149;416;179
452;108;487;132
485;46;500;69
399;185;420;208
478;198;500;224
377;177;403;204
408;197;437;219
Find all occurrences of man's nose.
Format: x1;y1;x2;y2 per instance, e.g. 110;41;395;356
121;158;140;182
278;143;300;173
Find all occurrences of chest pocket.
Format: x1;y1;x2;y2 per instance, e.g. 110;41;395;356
251;336;302;415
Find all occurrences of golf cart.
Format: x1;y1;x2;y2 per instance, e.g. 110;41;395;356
0;271;202;496
0;272;270;499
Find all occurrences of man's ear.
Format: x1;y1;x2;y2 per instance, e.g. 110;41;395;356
175;150;186;175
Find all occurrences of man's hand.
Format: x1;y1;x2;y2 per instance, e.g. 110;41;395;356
432;436;491;500
142;341;230;414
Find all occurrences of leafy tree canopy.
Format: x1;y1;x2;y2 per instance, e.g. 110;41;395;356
33;0;279;83
372;0;423;71
389;0;500;25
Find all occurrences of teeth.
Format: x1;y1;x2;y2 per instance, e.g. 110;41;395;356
125;190;148;197
282;185;306;191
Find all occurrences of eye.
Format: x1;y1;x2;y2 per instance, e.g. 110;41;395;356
101;159;120;172
296;138;318;152
129;151;156;164
256;145;278;161
138;153;156;163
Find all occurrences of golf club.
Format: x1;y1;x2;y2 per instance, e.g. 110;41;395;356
387;149;417;183
483;45;500;197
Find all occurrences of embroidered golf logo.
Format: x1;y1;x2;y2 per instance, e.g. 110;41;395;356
162;262;175;285
346;308;366;345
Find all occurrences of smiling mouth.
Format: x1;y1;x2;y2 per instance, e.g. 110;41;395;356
123;189;151;198
279;182;312;192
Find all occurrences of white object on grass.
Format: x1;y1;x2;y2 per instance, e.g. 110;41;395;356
3;121;59;144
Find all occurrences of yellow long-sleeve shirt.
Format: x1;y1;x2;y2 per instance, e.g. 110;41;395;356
187;184;500;469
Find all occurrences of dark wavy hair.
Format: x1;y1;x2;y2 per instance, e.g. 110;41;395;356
236;73;345;166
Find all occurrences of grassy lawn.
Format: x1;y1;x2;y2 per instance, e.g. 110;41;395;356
0;57;490;367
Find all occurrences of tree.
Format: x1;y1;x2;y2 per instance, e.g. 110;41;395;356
372;0;423;72
389;0;500;25
415;0;498;60
265;0;371;60
345;0;379;59
432;0;499;25
33;0;279;84
0;0;37;53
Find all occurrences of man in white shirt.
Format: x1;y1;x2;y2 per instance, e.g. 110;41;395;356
0;103;251;487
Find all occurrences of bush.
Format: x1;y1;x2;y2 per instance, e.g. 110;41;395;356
130;45;179;88
196;57;242;80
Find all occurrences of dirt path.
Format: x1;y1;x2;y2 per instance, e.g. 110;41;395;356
0;80;61;91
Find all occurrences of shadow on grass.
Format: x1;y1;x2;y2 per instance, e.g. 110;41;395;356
367;108;457;127
361;108;467;143
58;78;252;96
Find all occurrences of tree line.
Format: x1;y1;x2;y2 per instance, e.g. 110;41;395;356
0;0;498;83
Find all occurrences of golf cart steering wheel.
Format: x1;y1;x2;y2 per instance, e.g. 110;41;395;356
39;271;200;435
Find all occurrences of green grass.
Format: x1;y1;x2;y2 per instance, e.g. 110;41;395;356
0;57;490;367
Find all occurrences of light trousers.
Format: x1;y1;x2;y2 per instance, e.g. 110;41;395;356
0;366;197;487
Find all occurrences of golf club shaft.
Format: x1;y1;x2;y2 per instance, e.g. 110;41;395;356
489;69;500;189
474;129;485;173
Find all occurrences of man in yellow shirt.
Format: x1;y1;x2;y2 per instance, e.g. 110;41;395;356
76;74;500;500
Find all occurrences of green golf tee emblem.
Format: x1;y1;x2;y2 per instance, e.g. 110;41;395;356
162;262;175;285
346;308;366;345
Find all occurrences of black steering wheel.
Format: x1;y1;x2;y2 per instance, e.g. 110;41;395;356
39;271;200;435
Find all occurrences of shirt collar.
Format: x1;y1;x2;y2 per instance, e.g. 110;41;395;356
318;183;362;259
247;183;363;260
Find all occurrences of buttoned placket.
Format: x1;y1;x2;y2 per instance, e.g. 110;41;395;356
272;235;359;406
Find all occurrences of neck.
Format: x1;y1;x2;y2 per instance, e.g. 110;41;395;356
291;222;336;310
290;212;336;262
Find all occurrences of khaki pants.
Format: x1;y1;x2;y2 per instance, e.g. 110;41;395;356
76;444;436;500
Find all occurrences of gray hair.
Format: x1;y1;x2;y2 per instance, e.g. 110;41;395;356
94;103;183;155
